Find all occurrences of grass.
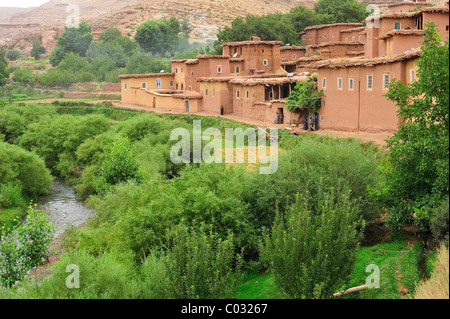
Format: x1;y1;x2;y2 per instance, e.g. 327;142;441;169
237;270;283;299
414;245;449;299
237;240;421;299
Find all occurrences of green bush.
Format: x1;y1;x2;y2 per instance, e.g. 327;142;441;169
161;223;243;299
0;183;24;208
93;134;141;195
6;50;20;61
0;205;56;288
19;114;111;170
0;142;53;196
430;197;449;247
260;189;364;299
2;249;139;298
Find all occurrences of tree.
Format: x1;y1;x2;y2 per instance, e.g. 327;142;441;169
0;50;9;86
382;23;449;230
49;21;93;66
285;76;323;113
162;223;243;299
135;16;182;55
260;190;363;299
30;38;46;60
314;0;367;24
6;50;20;61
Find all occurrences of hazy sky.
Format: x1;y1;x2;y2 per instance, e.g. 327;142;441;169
0;0;50;8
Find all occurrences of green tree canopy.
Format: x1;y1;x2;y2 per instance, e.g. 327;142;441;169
49;21;93;66
0;50;9;86
314;0;367;24
135;16;183;55
382;23;449;230
30;38;46;60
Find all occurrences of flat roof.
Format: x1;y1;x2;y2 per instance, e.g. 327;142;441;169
118;73;175;79
312;48;421;69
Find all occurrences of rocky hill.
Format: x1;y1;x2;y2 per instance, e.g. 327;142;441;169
0;0;316;53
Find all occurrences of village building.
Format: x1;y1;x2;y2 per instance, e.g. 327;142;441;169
313;3;448;134
118;1;448;134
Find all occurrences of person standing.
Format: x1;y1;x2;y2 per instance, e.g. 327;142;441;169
303;116;308;130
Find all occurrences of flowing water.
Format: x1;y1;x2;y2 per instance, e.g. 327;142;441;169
36;178;95;237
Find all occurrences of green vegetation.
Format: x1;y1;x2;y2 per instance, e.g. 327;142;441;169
30;38;46;60
381;24;449;231
214;0;369;52
260;190;363;298
0;50;9;86
0;204;56;288
285;76;323;112
0;102;385;297
6;50;20;61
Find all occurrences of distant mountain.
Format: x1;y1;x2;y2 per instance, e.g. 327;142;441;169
0;7;26;23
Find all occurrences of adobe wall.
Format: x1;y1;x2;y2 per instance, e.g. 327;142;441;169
317;60;407;133
306;43;365;58
121;76;174;105
280;47;306;61
199;81;233;114
385;33;422;55
423;12;449;39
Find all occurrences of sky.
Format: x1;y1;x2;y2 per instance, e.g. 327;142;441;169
0;0;50;8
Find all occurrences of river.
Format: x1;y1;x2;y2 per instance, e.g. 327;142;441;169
36;178;95;237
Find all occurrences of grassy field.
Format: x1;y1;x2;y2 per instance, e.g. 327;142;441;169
237;239;422;299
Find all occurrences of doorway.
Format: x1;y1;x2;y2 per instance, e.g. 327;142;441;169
186;100;189;113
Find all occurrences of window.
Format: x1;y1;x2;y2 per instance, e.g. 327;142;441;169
263;59;268;66
345;37;348;42
383;73;390;89
189;86;192;91
394;22;400;30
359;36;362;42
213;88;216;96
236;66;240;74
324;35;327;39
367;75;373;90
181;83;184;90
124;82;127;90
332;33;335;38
176;83;178;90
262;49;265;53
217;66;222;73
446;25;449;32
175;68;178;74
293;55;296;59
246;91;249;99
352;36;355;42
337;77;343;89
349;78;354;90
322;77;327;88
205;88;208;96
192;71;194;75
410;69;415;82
302;35;306;40
236;90;240;98
142;82;147;89
181;67;183;73
170;81;174;87
309;36;312;40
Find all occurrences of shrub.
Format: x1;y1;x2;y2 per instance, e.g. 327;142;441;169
0;183;24;208
93;134;141;195
162;223;243;299
0;205;56;288
6;50;20;61
2;249;139;298
260;189;364;299
430;197;449;247
0;142;53;196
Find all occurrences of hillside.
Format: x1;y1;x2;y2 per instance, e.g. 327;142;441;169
0;7;26;23
0;0;316;52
